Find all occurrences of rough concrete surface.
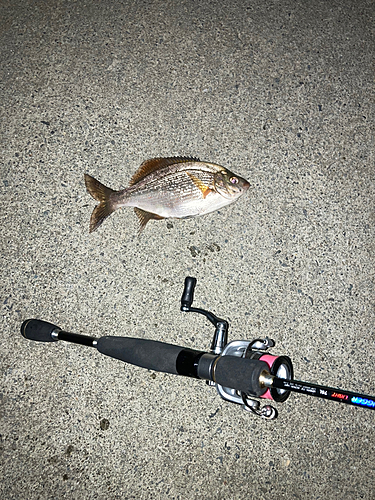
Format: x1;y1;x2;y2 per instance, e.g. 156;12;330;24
1;0;374;499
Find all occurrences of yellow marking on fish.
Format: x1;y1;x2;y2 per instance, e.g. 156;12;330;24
186;172;212;199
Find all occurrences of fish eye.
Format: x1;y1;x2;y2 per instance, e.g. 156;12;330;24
230;177;238;184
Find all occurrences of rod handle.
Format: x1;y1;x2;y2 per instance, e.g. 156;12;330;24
97;336;270;396
214;356;269;397
21;319;60;342
96;336;203;376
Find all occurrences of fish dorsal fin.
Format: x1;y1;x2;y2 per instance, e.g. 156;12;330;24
129;156;200;186
134;207;165;234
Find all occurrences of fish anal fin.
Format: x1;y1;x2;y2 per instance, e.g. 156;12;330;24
186;171;212;199
134;208;164;234
129;156;200;186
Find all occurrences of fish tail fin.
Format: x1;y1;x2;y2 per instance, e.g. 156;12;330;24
84;174;116;233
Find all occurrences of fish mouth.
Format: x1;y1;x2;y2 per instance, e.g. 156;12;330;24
226;177;250;197
242;179;250;192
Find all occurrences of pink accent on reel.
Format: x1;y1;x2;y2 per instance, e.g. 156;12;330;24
259;354;279;400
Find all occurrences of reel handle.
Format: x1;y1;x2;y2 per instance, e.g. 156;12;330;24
180;277;197;310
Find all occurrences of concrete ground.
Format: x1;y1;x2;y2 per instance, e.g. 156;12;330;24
1;0;374;498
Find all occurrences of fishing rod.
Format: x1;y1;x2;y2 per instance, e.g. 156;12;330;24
21;277;375;420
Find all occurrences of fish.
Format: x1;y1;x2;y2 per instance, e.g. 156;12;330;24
84;156;250;233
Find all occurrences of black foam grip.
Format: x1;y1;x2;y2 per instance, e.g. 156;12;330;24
181;277;197;309
214;356;269;397
96;336;202;375
21;319;60;342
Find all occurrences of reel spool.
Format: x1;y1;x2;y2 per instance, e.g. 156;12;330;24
214;338;293;419
245;349;293;403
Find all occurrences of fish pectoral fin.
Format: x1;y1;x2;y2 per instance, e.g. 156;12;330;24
134;208;164;234
186;172;212;199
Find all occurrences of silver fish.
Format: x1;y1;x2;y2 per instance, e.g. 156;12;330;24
84;156;249;233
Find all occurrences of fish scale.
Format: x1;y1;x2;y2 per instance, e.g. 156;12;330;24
123;170;214;208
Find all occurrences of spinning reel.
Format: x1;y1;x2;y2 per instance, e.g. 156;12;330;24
180;277;292;419
21;277;375;420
